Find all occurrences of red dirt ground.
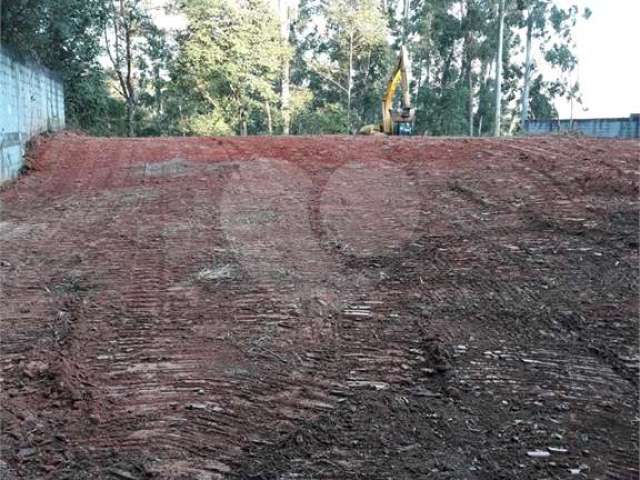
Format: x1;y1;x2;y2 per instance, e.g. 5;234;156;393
0;133;638;479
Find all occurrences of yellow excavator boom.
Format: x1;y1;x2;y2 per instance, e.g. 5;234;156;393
359;46;415;135
381;46;412;134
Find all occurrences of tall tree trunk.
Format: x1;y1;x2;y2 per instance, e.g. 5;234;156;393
520;10;533;132
442;50;455;89
468;68;474;136
154;65;162;115
415;55;423;100
279;0;291;135
265;101;273;135
402;0;411;109
461;50;474;136
477;58;490;137
123;0;136;137
178;103;186;136
240;109;248;136
347;30;353;133
126;99;135;137
479;56;488;84
105;0;136;136
463;2;474;138
494;0;505;137
569;94;574;129
402;0;410;44
424;10;432;88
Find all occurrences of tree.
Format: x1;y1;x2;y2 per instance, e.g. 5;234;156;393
2;0;591;138
279;0;293;134
1;0;114;134
411;0;481;135
298;0;389;132
494;0;505;136
520;0;535;128
518;0;589;129
104;0;162;137
173;0;284;136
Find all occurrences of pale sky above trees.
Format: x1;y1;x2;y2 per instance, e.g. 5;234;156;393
548;0;639;118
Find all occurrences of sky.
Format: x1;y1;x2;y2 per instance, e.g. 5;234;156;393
551;0;640;119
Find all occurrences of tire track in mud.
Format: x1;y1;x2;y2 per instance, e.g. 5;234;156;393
0;134;637;479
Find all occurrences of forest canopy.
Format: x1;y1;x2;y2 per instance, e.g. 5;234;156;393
0;0;591;137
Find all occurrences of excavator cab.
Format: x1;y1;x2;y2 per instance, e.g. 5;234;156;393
391;107;415;135
359;46;415;135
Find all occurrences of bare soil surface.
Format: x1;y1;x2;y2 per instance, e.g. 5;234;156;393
0;133;638;479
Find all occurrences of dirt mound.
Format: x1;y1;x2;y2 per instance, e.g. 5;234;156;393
1;134;638;479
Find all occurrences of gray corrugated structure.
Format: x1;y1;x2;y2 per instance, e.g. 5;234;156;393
525;114;640;139
0;46;65;183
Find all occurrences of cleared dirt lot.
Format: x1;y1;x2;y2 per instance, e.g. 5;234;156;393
0;133;638;479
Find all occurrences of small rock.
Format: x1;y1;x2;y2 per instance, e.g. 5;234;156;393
411;387;440;398
204;459;231;473
548;446;568;453
527;450;550;458
17;448;36;459
346;380;389;390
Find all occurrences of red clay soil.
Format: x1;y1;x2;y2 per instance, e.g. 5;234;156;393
0;133;638;479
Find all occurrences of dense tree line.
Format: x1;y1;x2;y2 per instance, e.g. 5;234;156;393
0;0;590;136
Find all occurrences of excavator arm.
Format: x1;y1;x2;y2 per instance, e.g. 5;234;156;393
359;46;415;135
381;46;413;134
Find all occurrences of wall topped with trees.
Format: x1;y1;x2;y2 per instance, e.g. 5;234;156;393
0;46;65;181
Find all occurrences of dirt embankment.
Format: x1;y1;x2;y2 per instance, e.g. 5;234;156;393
0;133;638;479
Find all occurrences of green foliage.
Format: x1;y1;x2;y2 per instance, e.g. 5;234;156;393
292;0;390;132
1;0;591;137
405;0;590;135
185;112;235;136
325;0;389;51
528;74;558;119
102;0;174;136
172;0;285;135
293;103;350;134
1;0;115;134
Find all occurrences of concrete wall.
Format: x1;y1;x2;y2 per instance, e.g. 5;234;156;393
0;47;65;182
525;115;640;139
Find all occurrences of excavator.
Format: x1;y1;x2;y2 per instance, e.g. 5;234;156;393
359;46;415;135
